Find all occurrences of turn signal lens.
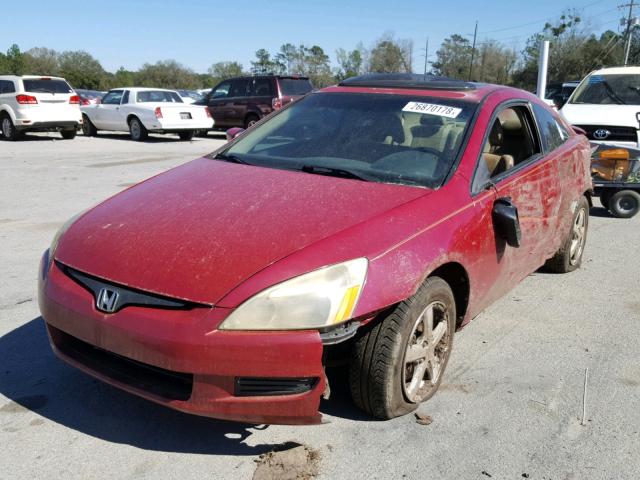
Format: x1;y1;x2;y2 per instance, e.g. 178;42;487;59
599;148;629;160
154;107;163;119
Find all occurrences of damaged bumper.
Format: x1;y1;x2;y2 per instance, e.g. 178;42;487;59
38;253;326;425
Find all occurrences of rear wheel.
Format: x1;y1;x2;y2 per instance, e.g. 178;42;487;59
609;190;640;218
349;277;456;419
129;117;148;141
81;114;97;136
544;195;589;273
178;130;194;141
244;114;259;129
1;114;19;141
60;129;76;140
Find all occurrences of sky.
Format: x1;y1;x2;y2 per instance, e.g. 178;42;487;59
1;0;626;73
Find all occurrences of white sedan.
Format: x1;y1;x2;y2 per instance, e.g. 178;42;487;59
80;87;214;141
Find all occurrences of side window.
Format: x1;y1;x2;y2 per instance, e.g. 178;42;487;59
0;80;16;94
211;82;231;99
251;78;273;97
532;103;569;151
229;78;249;98
102;90;124;105
475;105;541;188
122;90;130;104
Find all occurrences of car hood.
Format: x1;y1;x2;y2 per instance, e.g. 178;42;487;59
561;103;640;129
55;158;428;305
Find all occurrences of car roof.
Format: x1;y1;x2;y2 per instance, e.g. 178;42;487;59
320;73;502;103
111;87;179;93
0;75;67;81
589;66;640;75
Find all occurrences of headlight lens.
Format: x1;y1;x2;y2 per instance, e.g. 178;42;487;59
219;258;368;330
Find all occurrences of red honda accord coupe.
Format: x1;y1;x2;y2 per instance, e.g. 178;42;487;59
38;74;592;425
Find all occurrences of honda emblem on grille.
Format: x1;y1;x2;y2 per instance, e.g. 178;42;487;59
96;288;120;313
593;129;611;140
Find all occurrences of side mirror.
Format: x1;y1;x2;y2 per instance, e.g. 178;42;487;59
493;197;521;248
226;127;245;141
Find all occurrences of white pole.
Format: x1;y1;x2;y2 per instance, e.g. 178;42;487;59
537;40;550;100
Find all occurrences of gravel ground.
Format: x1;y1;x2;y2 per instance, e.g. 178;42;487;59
1;132;639;480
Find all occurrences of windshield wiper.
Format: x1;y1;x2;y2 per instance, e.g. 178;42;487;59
299;164;368;181
213;153;252;165
602;81;625;104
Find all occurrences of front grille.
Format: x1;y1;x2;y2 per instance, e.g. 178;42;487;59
575;125;637;142
49;326;193;401
59;262;205;313
235;377;318;397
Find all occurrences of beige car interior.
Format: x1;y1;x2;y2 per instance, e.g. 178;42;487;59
482;107;537;178
398;112;466;158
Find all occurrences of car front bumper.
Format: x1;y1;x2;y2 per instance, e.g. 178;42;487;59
38;252;326;425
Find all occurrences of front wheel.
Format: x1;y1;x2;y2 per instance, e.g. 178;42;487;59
81;114;97;136
544;195;589;273
129;117;148;141
609;190;640;218
178;130;194;141
349;277;456;419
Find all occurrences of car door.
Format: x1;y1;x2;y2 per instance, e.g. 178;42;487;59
207;81;232;127
94;90;124;130
471;102;560;292
225;78;251;127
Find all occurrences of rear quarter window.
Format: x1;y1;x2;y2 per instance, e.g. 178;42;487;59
278;78;313;96
532;103;569;151
0;80;16;94
22;79;73;94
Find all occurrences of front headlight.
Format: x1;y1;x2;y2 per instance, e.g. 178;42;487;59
219;258;368;330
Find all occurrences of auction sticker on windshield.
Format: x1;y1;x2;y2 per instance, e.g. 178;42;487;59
402;102;462;118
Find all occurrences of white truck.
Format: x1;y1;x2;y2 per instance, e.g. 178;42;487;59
81;87;214;141
0;75;82;141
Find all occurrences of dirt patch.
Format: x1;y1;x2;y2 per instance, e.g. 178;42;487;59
253;444;321;480
439;383;470;393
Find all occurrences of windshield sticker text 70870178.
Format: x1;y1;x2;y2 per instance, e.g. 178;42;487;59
402;102;462;118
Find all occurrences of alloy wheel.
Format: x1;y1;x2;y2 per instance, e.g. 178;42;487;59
569;208;586;265
402;301;451;403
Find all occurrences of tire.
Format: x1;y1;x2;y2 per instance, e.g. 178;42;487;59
609;190;640;218
349;276;456;420
178;130;194;141
544;195;589;273
60;129;76;140
195;130;209;138
81;114;98;136
1;113;20;141
129;117;148;141
244;114;259;129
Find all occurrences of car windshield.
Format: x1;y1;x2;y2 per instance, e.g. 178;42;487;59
136;90;183;103
23;79;72;94
217;92;476;188
570;74;640;105
279;78;313;96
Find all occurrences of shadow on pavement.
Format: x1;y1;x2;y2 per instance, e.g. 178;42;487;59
0;318;373;454
0;318;283;455
588;206;615;218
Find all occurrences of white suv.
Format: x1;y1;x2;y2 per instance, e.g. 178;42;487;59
0;75;82;141
560;67;640;147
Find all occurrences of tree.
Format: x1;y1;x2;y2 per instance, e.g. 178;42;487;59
335;48;363;80
24;47;59;75
368;35;412;73
302;45;333;87
251;49;277;74
208;61;244;84
136;60;200;89
3;44;25;75
275;43;298;74
432;34;473;79
58;51;107;89
112;67;136;87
